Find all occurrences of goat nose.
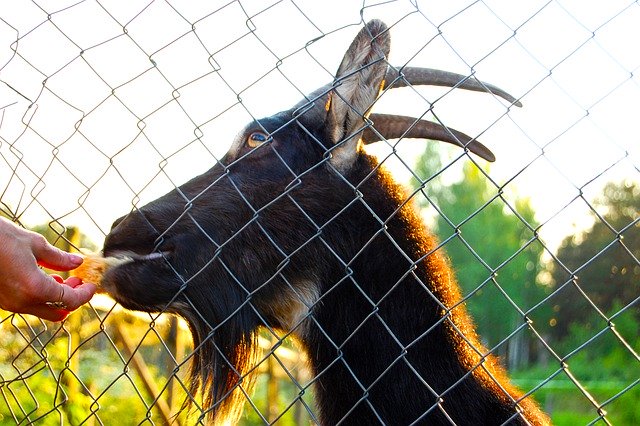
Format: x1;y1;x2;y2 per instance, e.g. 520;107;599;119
104;209;161;253
109;210;149;235
110;215;126;231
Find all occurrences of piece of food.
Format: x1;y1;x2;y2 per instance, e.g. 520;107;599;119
69;252;129;291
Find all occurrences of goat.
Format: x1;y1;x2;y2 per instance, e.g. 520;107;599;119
101;20;550;425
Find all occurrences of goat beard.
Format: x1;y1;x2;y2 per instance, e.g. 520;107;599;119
178;306;261;424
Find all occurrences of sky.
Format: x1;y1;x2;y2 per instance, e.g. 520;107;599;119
0;0;638;254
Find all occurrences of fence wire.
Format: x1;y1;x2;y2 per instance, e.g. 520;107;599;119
1;0;639;425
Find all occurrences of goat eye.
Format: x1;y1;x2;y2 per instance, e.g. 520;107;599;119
247;132;269;148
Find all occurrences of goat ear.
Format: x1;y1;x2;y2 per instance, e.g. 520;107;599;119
326;20;390;171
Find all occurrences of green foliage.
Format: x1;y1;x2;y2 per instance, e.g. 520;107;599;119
548;181;639;339
541;181;640;425
512;333;640;426
412;146;639;424
412;146;548;366
0;310;181;425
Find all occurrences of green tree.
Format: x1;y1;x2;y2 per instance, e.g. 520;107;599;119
548;180;639;340
543;181;640;425
412;145;547;368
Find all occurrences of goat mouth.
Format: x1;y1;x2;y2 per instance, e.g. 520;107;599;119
100;248;181;312
101;249;174;284
129;251;171;261
105;249;172;263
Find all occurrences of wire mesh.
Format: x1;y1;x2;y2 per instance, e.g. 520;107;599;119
1;1;639;425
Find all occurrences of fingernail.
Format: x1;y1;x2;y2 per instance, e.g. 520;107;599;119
70;254;83;264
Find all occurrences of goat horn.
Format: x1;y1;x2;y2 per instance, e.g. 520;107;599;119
363;113;496;162
386;67;522;107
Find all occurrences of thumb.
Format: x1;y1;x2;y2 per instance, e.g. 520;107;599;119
31;235;83;271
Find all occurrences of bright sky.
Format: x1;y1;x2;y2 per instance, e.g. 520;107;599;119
1;0;638;254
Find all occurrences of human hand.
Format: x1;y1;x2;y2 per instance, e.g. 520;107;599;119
0;218;97;321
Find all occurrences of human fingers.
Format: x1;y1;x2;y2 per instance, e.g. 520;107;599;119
32;275;96;321
35;281;97;322
5;274;71;321
41;278;97;309
41;274;96;309
22;304;71;322
30;233;83;271
63;276;85;289
51;275;87;289
56;281;97;311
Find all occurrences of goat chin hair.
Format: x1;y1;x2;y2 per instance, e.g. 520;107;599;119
175;300;261;425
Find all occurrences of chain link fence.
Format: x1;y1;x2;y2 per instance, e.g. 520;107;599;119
1;1;638;424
